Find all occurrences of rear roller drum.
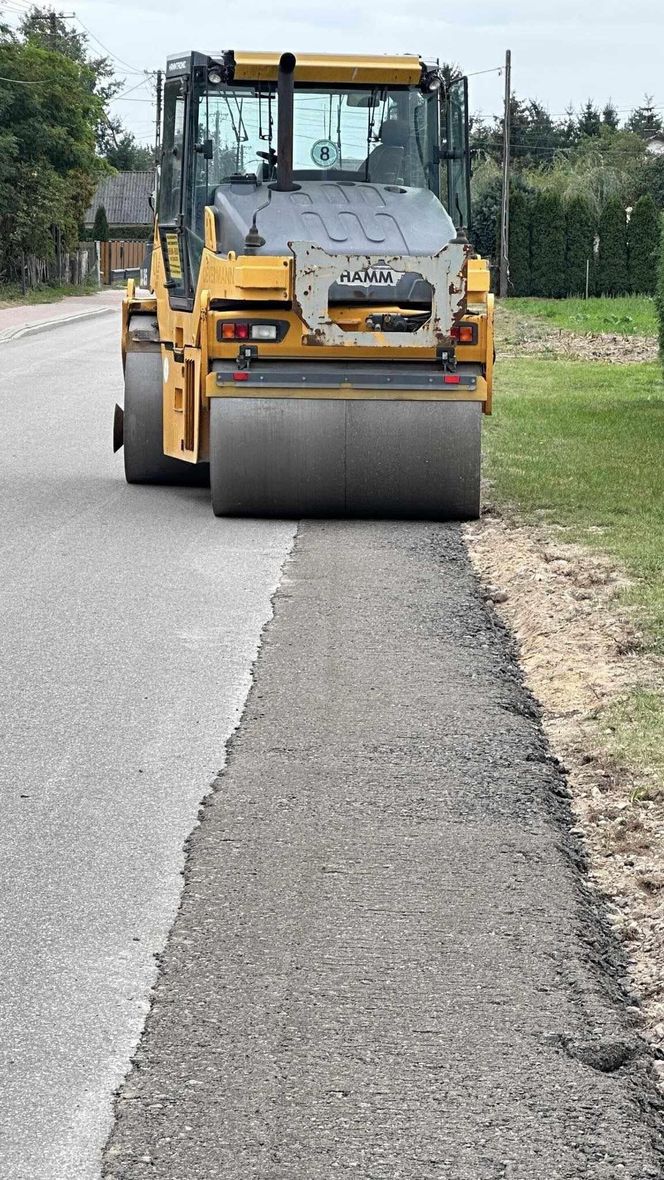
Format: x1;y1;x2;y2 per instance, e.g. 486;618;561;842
209;396;481;520
122;351;209;487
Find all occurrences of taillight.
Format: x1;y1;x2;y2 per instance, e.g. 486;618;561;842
219;321;278;342
451;322;477;345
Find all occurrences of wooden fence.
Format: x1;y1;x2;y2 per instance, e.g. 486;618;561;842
99;240;146;285
20;242;100;290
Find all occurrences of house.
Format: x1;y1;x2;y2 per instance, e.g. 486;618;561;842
84;171;155;239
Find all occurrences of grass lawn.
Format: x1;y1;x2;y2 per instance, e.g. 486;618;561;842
487;357;664;783
505;296;657;337
0;281;99;309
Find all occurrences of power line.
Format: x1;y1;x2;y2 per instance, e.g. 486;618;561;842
0;74;49;84
72;13;147;74
112;76;156;102
466;65;505;80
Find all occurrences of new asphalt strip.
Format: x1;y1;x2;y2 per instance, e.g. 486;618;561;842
102;521;664;1179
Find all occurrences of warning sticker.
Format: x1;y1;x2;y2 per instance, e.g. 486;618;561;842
165;233;182;280
311;139;339;168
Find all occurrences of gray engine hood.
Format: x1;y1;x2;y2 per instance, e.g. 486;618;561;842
213;180;456;260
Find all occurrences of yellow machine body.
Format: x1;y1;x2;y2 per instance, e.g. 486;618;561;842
120;49;495;518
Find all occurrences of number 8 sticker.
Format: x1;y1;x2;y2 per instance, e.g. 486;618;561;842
311;139;339;168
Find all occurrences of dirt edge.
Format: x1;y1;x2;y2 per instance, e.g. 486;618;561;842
465;510;664;1081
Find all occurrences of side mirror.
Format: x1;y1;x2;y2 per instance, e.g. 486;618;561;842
195;139;214;161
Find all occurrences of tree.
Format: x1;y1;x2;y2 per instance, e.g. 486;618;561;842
530;191;566;297
105;132;153;172
655;215;664;370
626;96;663;141
0;34;102;280
441;62;463;88
92;204;109;241
565;196;596;296
577;101;602;139
19;7;124;155
597;196;629;294
640;154;664;210
602;102;620;131
628;194;660;294
508;187;532;296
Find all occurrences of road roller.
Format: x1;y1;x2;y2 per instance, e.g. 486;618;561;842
115;50;495;518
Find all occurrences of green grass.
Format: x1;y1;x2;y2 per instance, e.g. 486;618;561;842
488;356;664;783
505;296;657;337
0;281;99;308
604;691;664;792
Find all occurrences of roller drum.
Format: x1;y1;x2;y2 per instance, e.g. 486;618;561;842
209;396;481;520
123;351;209;487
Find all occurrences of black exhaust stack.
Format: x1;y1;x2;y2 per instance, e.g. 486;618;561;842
274;52;298;192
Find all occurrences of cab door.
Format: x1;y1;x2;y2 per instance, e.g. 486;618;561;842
442;76;472;231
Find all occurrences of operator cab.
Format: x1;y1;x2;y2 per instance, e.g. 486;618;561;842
157;51;472;307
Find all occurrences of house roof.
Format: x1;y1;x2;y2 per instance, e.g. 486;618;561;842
85;171;155;228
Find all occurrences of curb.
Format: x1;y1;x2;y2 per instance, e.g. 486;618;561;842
0;304;118;344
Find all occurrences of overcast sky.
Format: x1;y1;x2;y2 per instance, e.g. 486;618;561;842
5;0;664;143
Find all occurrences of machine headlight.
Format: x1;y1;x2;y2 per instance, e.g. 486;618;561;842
421;70;442;94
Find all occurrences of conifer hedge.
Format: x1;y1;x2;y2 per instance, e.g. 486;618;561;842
628;194;659;295
597;196;629;295
507;188;531;296
565;196;596;296
655;215;664;371
530;191;566;297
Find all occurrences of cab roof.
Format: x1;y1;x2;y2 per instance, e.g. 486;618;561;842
232;52;423;85
165;51;424;87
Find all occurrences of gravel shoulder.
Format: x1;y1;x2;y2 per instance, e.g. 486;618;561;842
103;521;664;1180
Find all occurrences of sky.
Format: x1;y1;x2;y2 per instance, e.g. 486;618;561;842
2;0;663;145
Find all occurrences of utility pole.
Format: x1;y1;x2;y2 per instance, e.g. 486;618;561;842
155;69;163;163
499;49;512;298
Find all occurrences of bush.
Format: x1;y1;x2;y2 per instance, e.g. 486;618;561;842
597;196;629;294
92;204;109;242
655;215;664;369
471;171;502;264
507;187;532;295
565;195;596;296
530;191;566;297
628;193;660;294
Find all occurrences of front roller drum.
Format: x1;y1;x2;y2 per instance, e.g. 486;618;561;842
209;397;481;520
123;351;209;487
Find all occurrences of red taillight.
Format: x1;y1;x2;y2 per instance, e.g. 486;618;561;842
443;374;461;384
221;322;250;340
232;371;250;381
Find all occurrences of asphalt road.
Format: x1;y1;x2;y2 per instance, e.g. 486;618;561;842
3;316;664;1179
0;316;294;1179
103;522;664;1179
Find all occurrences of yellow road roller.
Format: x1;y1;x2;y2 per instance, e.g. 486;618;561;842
115;50;494;518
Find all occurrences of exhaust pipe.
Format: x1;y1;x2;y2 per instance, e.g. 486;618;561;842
274;52;298;192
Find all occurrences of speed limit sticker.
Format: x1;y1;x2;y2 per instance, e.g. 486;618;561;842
311;139;339;168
